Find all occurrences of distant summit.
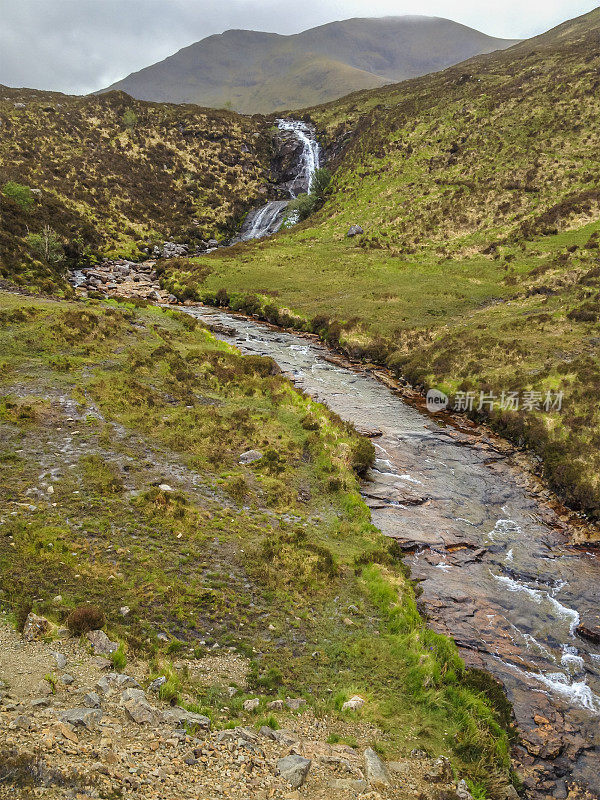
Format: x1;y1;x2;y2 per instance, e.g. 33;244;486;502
101;16;519;113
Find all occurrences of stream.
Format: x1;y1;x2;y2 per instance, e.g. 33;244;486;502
181;306;600;797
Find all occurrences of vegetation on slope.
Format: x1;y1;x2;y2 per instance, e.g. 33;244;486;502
0;86;272;291
0;291;513;792
103;17;517;114
161;8;600;522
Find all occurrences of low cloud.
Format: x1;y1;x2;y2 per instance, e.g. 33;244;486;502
0;0;597;95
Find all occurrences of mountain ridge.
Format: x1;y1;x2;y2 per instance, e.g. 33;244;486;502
101;16;519;113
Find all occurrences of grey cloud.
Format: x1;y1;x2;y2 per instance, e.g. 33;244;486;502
0;0;597;95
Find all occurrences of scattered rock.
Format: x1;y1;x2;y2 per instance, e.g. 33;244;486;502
239;450;263;465
266;699;285;710
83;691;101;708
364;747;390;788
161;707;210;730
53;652;67;670
341;695;365;712
148;676;167;693
22;613;50;642
457;779;475;800
285;697;306;711
10;714;34;730
86;629;118;656
158;483;173;492
96;672;139;695
243;697;260;712
425;756;453;783
60;673;75;685
347;225;364;237
124;697;158;725
58;708;102;730
277;754;311;789
119;606;130;617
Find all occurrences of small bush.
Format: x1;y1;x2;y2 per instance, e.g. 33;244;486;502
351;436;376;476
110;643;127;671
66;605;105;635
2;181;35;210
122;109;138;129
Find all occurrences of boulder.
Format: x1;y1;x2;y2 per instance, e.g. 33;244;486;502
161;707;210;731
86;629;118;656
59;708;102;729
425;756;453;783
243;697;260;712
285;697;306;711
83;692;101;709
239;450;263;465
96;672;139;695
266;699;284;710
277;754;311;789
22;613;50;642
124;697;158;725
341;695;365;712
53;652;67;670
364;747;390;787
347;225;364;237
148;676;167;693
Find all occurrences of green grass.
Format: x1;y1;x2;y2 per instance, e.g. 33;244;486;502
0;290;514;793
162;8;600;524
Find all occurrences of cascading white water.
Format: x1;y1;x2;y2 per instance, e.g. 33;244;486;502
237;119;320;241
276;118;321;196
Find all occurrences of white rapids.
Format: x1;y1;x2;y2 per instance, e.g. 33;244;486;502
237;119;320;242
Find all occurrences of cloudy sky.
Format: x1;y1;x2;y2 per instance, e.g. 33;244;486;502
1;0;597;95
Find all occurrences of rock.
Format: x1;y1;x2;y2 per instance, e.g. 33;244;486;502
329;778;367;791
497;787;520;800
341;695;365;712
119;606;130;617
364;747;390;788
31;697;51;708
285;697;306;711
83;692;101;708
124;697;158;725
148;676;167;693
576;623;600;644
425;756;453;783
259;725;278;740
60;673;75;685
53;652;67;669
347;225;364;237
121;688;146;703
96;672;139;695
239;450;263;465
168;294;178;304
86;629;118;656
91;657;112;671
52;595;63;605
457;779;475;800
243;697;260;712
207;239;219;248
10;714;34;730
277;754;311;789
147;290;161;301
22;613;50;641
158;483;173;492
59;708;102;729
266;699;284;710
161;707;210;731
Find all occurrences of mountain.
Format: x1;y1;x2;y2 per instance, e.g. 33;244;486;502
161;7;600;525
101;17;519;113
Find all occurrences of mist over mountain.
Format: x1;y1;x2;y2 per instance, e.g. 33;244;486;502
101;16;519;113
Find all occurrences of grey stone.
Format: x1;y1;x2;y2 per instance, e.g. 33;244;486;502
285;697;306;710
259;725;277;740
86;629;118;656
53;652;67;669
31;698;51;709
364;747;390;787
96;672;139;695
329;778;367;791
59;708;102;729
243;697;260;712
10;714;34;730
341;695;364;712
83;692;101;708
277;754;311;789
148;676;167;693
347;225;364;237
266;699;284;710
239;450;262;465
121;688;146;703
161;707;210;731
425;756;453;783
124;697;158;725
60;673;75;685
457;779;475;800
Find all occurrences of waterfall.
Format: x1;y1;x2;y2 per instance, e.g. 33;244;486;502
237;119;320;242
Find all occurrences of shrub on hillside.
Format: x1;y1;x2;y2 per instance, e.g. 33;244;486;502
66;605;105;635
27;226;65;268
2;181;35;210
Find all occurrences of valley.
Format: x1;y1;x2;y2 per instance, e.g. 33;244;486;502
1;5;600;800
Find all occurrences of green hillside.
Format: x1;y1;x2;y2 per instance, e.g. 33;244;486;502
162;8;600;522
103;17;518;113
0;87;272;291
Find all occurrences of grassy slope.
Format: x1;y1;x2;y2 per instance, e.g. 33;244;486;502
162;8;600;521
0;290;513;792
0;87;272;291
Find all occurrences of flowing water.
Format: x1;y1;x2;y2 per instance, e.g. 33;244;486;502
236;119;320;242
181;306;600;797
